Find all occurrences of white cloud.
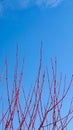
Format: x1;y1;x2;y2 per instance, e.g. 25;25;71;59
0;0;63;16
35;0;63;7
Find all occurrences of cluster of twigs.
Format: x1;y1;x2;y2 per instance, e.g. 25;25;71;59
0;45;73;130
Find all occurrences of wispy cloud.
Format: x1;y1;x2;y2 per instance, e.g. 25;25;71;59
35;0;63;7
13;0;63;8
0;0;63;16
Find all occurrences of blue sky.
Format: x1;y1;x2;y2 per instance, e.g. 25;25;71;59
0;0;73;129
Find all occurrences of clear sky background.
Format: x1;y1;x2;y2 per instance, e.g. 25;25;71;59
0;0;73;129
